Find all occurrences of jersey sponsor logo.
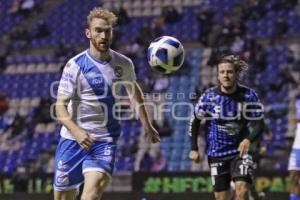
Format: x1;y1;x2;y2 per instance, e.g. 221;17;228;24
91;77;103;85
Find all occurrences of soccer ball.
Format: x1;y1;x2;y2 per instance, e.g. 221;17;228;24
147;36;184;74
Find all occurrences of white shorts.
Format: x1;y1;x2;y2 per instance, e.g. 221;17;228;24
288;148;300;171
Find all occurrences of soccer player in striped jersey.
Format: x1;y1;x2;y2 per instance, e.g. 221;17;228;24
189;55;264;200
288;98;300;200
54;8;160;200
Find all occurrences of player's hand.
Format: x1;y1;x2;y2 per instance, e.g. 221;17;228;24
73;130;95;150
145;126;160;143
238;138;250;157
259;145;267;155
189;150;201;163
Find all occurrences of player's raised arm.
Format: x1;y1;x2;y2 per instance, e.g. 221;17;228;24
124;81;160;143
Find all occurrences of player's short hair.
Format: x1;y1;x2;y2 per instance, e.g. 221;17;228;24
87;7;117;28
217;54;248;73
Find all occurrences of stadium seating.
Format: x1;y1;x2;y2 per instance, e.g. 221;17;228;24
0;0;45;37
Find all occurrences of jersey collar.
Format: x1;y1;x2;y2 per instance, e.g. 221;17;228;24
216;84;242;96
86;49;112;65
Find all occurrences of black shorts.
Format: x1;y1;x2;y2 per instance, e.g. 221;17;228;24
208;154;253;192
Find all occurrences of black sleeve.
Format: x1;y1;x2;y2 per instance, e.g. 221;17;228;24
246;119;265;142
189;113;201;150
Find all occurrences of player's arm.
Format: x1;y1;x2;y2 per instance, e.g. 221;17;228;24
238;90;264;156
189;92;208;162
190;113;201;150
246;119;265;142
189;113;201;162
124;81;160;143
56;94;94;150
56;61;94;149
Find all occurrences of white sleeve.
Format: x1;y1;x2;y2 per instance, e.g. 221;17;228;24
57;61;80;98
122;59;136;82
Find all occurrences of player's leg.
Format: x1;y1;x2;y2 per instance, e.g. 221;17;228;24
214;190;232;200
209;158;232;200
54;189;77;200
81;171;110;200
81;141;117;200
248;158;263;200
288;148;300;200
53;138;85;200
290;170;300;200
249;184;263;200
231;155;253;200
235;181;250;200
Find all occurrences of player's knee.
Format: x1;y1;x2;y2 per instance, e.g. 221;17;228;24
214;192;224;200
290;171;300;185
80;192;101;200
214;191;230;200
289;171;300;194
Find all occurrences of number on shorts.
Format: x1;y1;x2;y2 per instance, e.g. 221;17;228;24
239;164;249;175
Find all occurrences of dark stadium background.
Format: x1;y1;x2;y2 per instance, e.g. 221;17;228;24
0;0;299;199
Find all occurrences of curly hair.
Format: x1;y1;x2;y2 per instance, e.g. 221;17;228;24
87;7;117;28
217;54;248;73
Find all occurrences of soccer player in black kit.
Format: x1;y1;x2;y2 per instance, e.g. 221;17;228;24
189;55;264;200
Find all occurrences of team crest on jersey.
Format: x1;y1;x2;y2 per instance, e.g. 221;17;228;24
58;160;68;170
56;170;69;186
114;66;123;78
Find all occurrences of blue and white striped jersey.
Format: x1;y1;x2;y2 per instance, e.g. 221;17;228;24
57;49;136;142
194;85;262;157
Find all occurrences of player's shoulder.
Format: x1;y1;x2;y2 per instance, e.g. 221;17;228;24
238;84;257;94
198;86;218;101
238;84;259;99
203;86;218;96
65;51;87;69
110;49;134;67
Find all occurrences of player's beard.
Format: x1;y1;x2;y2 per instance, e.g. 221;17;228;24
91;37;109;53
